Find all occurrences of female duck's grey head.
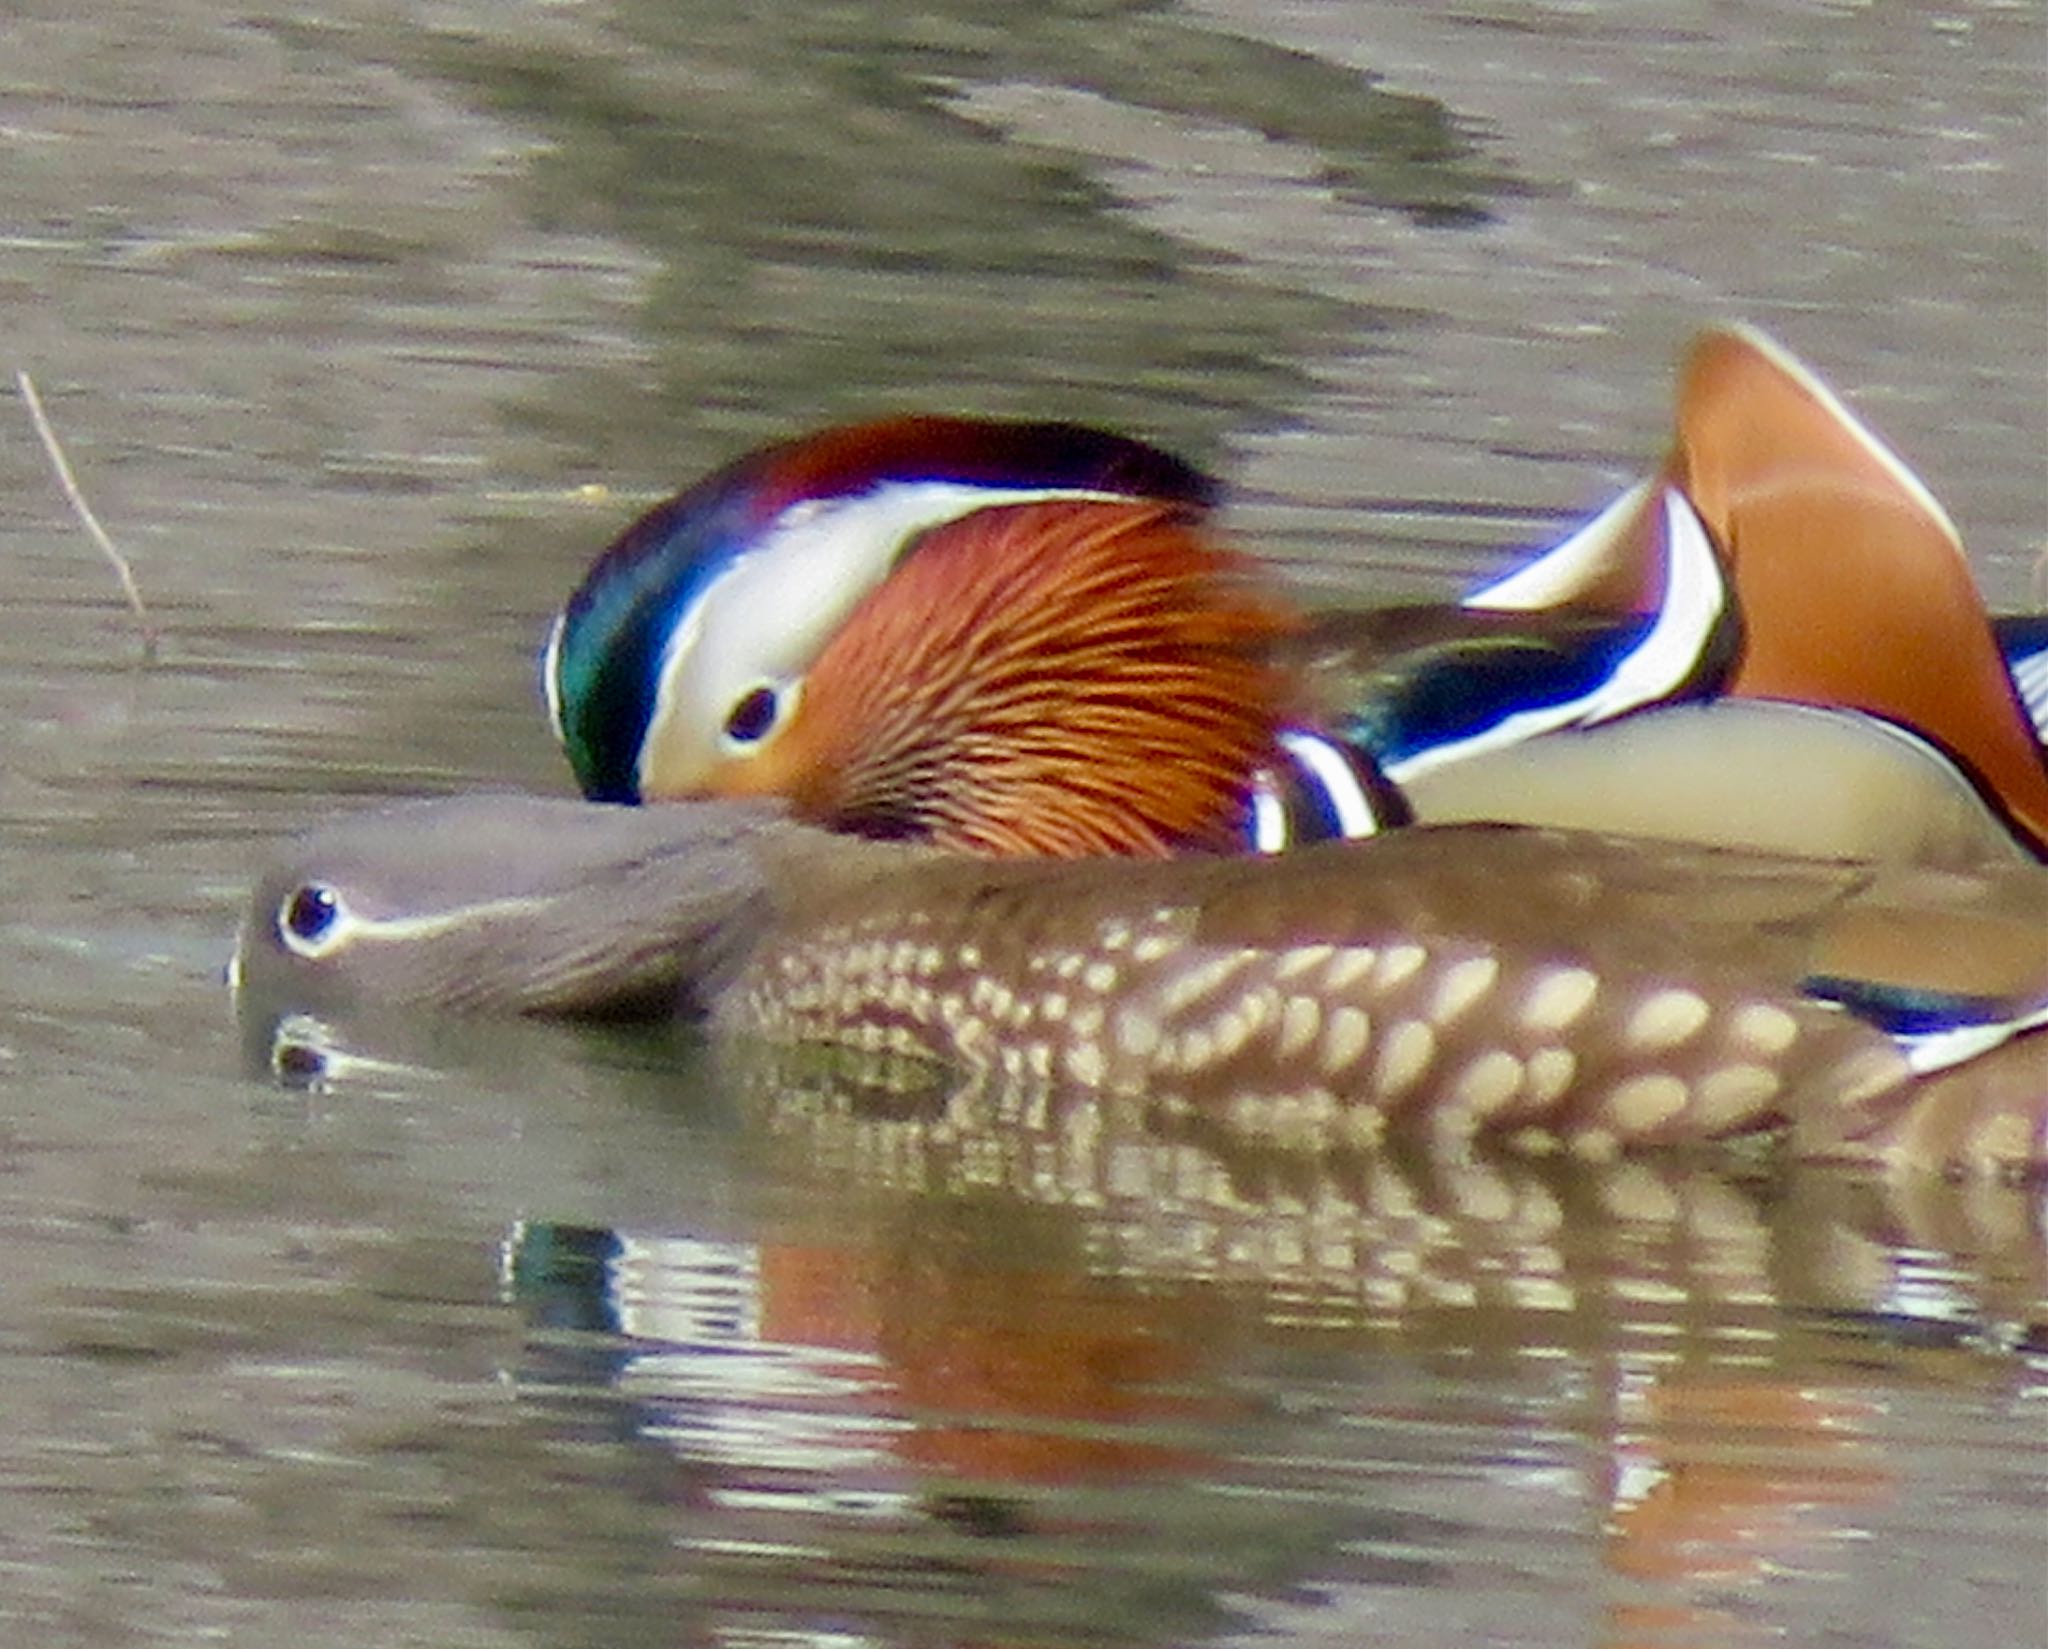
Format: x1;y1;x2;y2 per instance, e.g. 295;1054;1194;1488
234;795;786;1017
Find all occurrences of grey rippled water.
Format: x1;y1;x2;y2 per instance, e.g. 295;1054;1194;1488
0;2;2041;1644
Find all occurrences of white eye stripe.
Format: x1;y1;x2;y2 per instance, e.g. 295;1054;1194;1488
761;480;1133;555
638;480;1131;794
275;889;561;961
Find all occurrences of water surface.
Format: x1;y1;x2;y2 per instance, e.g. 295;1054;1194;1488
0;2;2042;1643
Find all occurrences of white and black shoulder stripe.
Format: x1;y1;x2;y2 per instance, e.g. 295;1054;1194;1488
1249;730;1411;853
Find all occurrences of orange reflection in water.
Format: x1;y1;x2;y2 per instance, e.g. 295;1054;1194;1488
761;1236;1234;1488
1598;1377;1894;1648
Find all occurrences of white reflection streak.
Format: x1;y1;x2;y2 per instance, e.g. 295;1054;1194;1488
598;1232;913;1511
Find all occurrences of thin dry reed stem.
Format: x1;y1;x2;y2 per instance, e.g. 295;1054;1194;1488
17;370;158;653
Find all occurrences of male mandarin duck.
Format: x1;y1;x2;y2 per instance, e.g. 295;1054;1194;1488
541;414;1387;856
235;794;2048;1174
543;326;2048;866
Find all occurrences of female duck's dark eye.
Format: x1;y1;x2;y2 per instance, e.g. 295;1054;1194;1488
723;685;781;746
281;883;341;946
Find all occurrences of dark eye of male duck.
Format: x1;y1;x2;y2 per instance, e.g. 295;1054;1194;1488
540;416;1383;857
234;794;2048;1174
542;327;2048;867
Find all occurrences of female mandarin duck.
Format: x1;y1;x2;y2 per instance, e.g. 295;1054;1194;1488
236;794;2048;1173
543;326;2048;867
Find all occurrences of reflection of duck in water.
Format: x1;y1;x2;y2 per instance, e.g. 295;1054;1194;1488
235;328;2048;1173
485;1144;1988;1643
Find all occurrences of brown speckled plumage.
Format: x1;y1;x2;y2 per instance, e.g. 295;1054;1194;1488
720;824;2048;1158
239;803;2048;1174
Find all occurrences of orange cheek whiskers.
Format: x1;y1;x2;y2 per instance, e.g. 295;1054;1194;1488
788;499;1296;856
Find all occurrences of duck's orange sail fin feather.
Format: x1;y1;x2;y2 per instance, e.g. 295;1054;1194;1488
1667;326;2048;848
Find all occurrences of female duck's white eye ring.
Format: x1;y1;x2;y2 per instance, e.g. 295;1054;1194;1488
277;882;349;959
719;679;799;754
